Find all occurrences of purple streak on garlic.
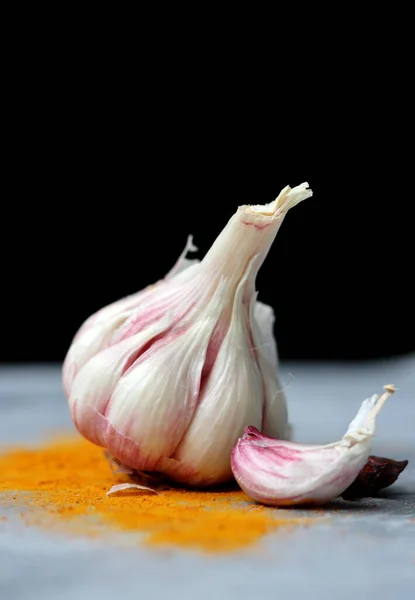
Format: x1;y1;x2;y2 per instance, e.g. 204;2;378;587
231;385;396;505
63;183;312;485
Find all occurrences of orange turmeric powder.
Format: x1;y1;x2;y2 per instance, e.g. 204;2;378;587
0;435;312;553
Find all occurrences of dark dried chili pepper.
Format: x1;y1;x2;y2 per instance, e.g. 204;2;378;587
341;455;408;500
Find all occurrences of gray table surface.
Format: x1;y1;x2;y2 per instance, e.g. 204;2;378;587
1;356;414;600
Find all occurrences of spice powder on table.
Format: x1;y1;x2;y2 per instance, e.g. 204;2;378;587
0;436;311;553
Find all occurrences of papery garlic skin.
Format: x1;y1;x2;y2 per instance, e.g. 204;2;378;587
167;262;263;485
251;299;289;440
231;385;396;505
63;183;312;486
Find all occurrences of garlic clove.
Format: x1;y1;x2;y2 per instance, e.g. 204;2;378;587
102;281;227;471
231;385;396;506
68;313;173;446
63;310;132;397
168;261;264;485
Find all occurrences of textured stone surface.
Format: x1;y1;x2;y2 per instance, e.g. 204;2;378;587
1;357;414;599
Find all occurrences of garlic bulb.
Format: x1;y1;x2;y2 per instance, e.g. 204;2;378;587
231;385;395;505
63;183;312;486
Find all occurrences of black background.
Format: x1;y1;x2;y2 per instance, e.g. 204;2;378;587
4;139;413;363
2;28;414;364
